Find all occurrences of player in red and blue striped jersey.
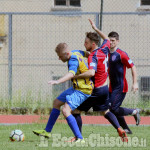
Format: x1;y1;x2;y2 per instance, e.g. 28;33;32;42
87;39;109;88
73;19;128;142
108;31;140;134
108;47;134;93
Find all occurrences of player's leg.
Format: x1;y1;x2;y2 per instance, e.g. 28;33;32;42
64;97;93;142
93;86;128;142
64;113;82;142
33;87;74;138
72;114;82;133
32;98;64;138
101;110;128;142
74;96;94;134
45;99;64;132
62;103;83;140
116;116;132;134
92;86;120;130
99;110;120;130
74;86;128;141
72;109;82;133
73;86;128;142
110;91;141;125
109;92;133;133
62;89;90;143
112;107;140;125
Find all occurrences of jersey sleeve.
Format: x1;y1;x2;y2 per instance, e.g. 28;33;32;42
100;39;110;49
88;52;97;71
78;50;86;57
68;56;79;75
121;52;134;68
100;39;110;54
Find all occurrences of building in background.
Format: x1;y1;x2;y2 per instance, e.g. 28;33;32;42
0;0;150;106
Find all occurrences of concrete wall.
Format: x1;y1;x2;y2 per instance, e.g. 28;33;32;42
0;0;149;103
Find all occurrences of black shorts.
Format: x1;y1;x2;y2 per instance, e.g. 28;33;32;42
77;85;109;112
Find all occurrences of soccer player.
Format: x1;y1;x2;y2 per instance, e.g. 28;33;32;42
72;30;141;141
71;19;128;142
33;42;94;143
108;31;140;134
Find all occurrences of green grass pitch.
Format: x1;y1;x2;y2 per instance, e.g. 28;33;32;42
0;123;149;150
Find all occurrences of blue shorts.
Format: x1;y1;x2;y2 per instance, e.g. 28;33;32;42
57;87;90;110
77;85;109;112
109;90;126;110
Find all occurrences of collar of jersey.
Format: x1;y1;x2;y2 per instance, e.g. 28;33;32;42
93;47;100;52
110;47;118;53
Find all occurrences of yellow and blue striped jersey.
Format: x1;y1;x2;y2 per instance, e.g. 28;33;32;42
68;50;94;95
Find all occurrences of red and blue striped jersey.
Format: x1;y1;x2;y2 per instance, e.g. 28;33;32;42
108;48;134;92
88;39;110;88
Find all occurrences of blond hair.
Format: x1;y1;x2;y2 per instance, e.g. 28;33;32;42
55;43;68;53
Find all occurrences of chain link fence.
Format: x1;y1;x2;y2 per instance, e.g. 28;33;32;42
0;0;150;113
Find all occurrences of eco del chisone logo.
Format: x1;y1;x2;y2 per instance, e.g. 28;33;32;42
38;133;147;148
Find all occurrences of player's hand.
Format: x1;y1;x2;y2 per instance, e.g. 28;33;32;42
73;75;78;79
88;19;97;31
131;83;138;93
48;80;59;85
85;51;91;57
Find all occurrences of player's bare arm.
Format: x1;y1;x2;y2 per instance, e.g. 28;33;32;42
73;69;95;79
48;72;74;85
88;19;109;40
131;66;138;92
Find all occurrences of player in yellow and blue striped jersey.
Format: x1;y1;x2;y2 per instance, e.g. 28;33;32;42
33;43;93;143
69;50;93;95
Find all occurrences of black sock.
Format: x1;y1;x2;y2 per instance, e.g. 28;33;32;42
104;112;120;129
73;114;82;133
116;116;131;131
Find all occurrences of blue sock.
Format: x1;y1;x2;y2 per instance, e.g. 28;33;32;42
73;114;82;133
45;108;60;132
66;115;83;139
112;107;134;116
104;112;120;129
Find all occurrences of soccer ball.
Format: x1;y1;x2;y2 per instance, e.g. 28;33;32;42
9;129;25;142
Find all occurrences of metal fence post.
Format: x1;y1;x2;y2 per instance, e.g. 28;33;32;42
95;13;100;46
8;14;12;101
99;0;104;45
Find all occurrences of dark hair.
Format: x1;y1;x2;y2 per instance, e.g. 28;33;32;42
108;31;119;40
86;32;99;45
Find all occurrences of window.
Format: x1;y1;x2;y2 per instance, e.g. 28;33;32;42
137;0;150;12
55;0;81;7
70;0;81;6
52;0;81;11
141;0;150;5
55;0;66;6
139;76;150;100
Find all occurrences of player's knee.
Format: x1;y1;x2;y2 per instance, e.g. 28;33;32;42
72;109;81;115
53;99;64;109
100;109;109;116
62;107;68;117
110;108;119;115
62;104;72;117
109;106;115;111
